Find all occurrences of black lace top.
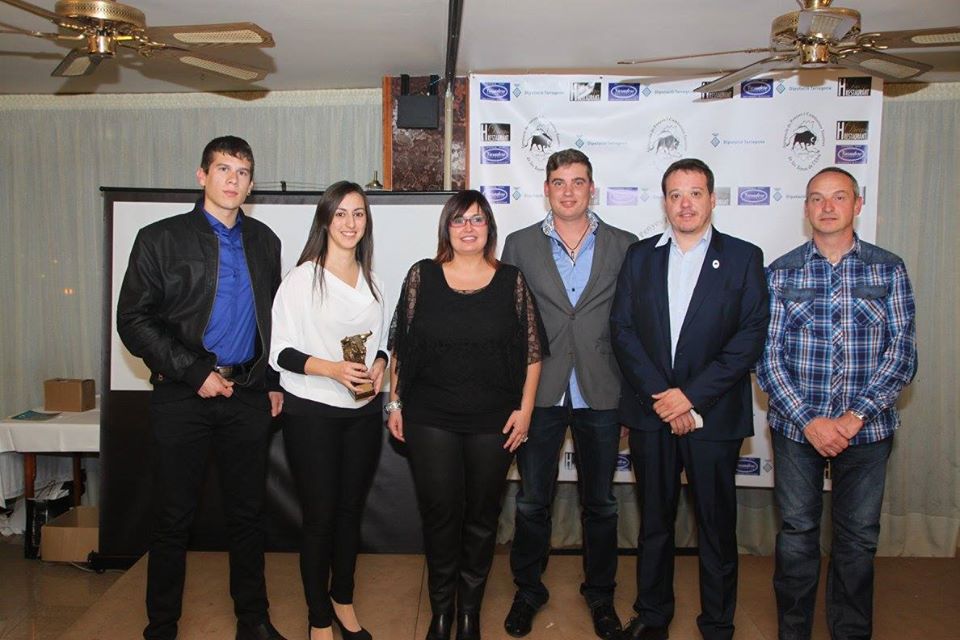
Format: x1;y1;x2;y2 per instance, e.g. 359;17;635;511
388;259;548;433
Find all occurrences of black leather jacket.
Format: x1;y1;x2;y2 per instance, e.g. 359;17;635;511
117;200;282;399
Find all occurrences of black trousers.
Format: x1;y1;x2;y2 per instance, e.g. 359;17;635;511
628;429;743;640
405;423;514;615
283;410;383;629
144;392;274;640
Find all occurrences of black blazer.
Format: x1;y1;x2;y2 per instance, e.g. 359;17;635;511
610;228;769;440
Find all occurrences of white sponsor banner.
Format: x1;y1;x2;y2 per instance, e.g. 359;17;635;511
472;71;883;487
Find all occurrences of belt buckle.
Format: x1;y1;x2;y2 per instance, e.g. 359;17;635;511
215;365;236;379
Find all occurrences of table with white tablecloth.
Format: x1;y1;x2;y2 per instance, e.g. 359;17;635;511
0;406;100;551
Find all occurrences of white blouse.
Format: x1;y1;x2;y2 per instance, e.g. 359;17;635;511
269;261;389;408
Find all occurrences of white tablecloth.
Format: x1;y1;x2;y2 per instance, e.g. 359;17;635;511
0;406;100;509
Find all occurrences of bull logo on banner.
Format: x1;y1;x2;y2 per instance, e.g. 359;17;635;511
647;118;687;167
783;112;825;171
521;117;560;171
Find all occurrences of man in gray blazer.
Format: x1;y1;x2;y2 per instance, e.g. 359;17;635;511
501;149;638;639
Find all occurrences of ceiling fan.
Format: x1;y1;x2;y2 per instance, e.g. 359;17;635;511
618;0;960;93
0;0;274;81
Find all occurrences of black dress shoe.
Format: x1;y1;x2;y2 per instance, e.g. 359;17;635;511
426;611;454;640
589;602;622;639
236;620;288;640
455;611;480;640
619;617;668;640
503;599;537;637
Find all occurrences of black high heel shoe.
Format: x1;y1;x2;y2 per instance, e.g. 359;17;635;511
330;608;372;640
307;624;332;640
426;610;454;640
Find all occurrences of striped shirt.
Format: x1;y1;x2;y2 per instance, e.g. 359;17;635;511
757;236;917;445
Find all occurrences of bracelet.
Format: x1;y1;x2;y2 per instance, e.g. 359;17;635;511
384;400;403;413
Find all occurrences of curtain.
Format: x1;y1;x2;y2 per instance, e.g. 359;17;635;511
1;83;956;555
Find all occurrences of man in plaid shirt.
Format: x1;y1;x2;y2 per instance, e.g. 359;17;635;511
757;167;917;640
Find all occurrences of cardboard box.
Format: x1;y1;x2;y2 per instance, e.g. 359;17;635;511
44;378;95;412
40;506;99;563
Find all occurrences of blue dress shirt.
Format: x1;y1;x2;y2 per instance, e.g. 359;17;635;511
202;209;257;366
656;225;712;365
542;211;599;409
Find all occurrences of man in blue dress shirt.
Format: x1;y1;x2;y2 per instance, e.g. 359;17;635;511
117;136;286;640
502;149;638;639
757;167;917;640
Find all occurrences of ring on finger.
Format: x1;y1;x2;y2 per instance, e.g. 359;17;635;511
521;436;529;443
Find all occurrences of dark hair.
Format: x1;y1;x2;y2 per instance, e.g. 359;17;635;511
201;136;255;178
296;181;379;301
661;158;714;195
435;190;498;266
807;166;860;198
545;148;593;183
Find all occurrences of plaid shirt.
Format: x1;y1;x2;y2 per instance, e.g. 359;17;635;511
757;236;917;445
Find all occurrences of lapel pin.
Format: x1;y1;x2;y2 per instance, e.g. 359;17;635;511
712;259;720;269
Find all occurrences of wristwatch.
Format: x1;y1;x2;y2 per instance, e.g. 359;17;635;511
384;400;403;413
847;409;866;422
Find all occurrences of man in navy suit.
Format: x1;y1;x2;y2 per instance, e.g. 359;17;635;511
610;158;769;640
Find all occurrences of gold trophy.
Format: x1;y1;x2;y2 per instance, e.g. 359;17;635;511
341;331;375;400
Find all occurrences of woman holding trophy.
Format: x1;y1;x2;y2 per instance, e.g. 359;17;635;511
270;181;387;640
387;190;547;640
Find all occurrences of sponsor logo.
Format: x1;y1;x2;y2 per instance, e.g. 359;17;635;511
481;122;510;142
736;457;761;476
835;144;867;164
738;187;771;206
741;79;774;98
837;76;872;97
570;81;602;101
647;118;687;163
608;82;641;101
783;112;825;170
479;82;510;101
480;185;510;204
715;187;731;206
521;117;560;171
616;454;632;472
606;187;639;206
480;145;510;165
711;132;765;147
836;120;869;140
698;81;734;100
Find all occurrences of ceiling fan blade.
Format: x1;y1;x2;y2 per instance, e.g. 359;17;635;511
835;49;932;81
144;22;274;48
858;26;960;50
797;8;859;41
51;48;100;77
618;48;776;66
147;48;267;81
0;18;83;40
696;53;798;94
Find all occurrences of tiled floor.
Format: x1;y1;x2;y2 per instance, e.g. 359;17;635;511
1;534;958;639
0;535;122;639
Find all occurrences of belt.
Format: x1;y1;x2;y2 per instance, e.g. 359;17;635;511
214;360;254;380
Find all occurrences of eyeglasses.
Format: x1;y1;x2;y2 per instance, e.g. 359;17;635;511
449;214;488;228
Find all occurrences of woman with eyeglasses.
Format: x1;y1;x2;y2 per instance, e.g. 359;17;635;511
270;181;388;640
387;190;547;640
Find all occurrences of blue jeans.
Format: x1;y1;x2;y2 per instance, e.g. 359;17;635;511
510;406;620;608
772;430;892;640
